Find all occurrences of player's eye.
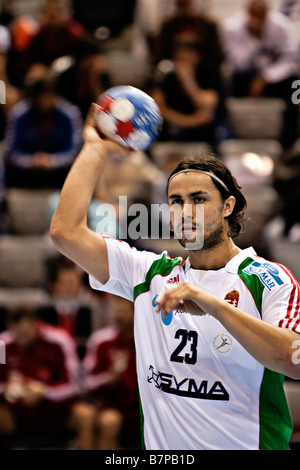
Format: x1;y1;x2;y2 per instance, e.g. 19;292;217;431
194;196;205;203
170;199;183;206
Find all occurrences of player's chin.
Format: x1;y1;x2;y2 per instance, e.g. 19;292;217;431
177;232;203;250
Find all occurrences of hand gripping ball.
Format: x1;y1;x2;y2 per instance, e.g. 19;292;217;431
94;85;163;151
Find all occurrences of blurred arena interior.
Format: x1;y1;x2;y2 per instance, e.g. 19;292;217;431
0;0;299;450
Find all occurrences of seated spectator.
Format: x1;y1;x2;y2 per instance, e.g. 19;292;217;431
38;256;94;356
153;0;224;68
0;22;23;140
0;306;81;449
4;74;83;189
5;15;38;89
221;0;300;149
131;0;174;60
79;296;141;450
56;35;111;119
93;147;166;245
0;155;8;234
72;0;136;45
273;149;300;240
21;0;85;76
150;37;226;147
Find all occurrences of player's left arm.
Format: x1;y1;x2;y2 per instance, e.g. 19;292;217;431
155;282;300;379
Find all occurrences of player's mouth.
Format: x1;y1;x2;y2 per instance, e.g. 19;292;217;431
180;225;199;238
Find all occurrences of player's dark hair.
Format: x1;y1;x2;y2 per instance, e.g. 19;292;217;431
166;154;247;238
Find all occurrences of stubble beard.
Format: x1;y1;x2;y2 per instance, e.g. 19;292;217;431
178;220;225;252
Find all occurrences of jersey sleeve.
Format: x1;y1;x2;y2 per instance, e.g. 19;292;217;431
261;264;300;333
89;237;159;301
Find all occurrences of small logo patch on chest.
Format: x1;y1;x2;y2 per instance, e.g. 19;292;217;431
224;290;240;308
213;333;233;354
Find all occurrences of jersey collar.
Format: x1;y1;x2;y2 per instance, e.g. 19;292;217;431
184;247;256;273
224;247;257;274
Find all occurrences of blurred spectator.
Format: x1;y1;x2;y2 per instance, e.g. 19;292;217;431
131;0;178;60
273;150;300;239
153;0;223;68
56;35;111;119
79;296;140;450
21;0;85;76
38;256;93;356
72;0;136;45
0;23;23;140
0;24;11;69
92;148;165;243
4;74;83;189
0;154;8;234
222;0;299;149
150;37;226;147
47;144;164;243
0;0;46;21
0;306;81;449
5;15;39;89
280;0;300;20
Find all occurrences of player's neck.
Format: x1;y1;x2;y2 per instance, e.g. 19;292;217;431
187;237;241;271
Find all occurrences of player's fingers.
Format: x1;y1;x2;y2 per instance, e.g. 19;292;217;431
85;103;98;127
155;286;184;313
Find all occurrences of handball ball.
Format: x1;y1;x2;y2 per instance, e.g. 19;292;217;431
94;85;163;151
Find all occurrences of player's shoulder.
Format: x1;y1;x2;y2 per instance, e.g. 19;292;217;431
239;250;298;291
103;235;173;268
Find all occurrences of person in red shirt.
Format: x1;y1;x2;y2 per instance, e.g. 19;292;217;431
0;306;81;449
21;0;85;75
81;295;140;450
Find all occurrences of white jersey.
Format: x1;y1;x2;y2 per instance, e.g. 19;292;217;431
90;237;300;450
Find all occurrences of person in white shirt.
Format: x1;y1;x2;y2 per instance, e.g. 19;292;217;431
50;105;300;450
222;0;299;148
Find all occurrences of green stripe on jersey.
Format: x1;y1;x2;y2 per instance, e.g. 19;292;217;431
133;252;183;300
238;257;265;313
238;256;293;449
259;369;293;450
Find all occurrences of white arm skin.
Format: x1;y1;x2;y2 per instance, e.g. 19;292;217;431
50;105;129;285
155;282;300;379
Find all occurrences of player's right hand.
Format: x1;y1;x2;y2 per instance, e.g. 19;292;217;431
83;104;130;158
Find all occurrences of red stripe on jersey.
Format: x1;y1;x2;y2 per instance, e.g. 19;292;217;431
275;263;300;331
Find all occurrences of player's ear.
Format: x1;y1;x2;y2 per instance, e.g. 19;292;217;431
223;196;236;217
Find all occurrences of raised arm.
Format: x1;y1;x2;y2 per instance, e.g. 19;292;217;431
50;105;128;285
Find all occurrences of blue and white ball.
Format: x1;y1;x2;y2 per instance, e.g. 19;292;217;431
94;85;163;151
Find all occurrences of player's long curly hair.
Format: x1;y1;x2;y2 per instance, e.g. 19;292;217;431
166;154;247;238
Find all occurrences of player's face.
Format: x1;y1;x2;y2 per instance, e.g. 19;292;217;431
168;172;234;251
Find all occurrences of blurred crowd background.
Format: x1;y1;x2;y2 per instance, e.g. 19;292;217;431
0;0;299;451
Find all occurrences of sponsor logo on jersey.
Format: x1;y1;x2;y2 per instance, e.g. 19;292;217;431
152;295;173;325
242;261;283;291
147;365;229;400
166;274;180;284
224;290;239;308
213;333;233;354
